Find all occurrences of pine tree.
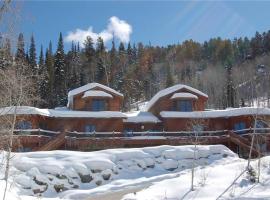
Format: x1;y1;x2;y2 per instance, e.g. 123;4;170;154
54;32;67;106
29;34;38;74
127;42;133;65
72;43;81;88
15;33;26;66
225;64;235;108
116;42;127;92
66;42;81;90
250;32;264;57
83;36;95;83
45;41;55;108
109;39;118;88
38;45;49;107
95;37;107;84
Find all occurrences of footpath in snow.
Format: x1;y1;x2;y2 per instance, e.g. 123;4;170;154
0;145;269;200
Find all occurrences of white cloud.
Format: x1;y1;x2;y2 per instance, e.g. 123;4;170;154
64;16;132;46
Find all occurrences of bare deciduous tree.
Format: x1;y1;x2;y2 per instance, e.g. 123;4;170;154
0;65;36;200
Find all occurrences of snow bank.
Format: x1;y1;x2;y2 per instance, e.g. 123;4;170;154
123;156;270;200
0;145;237;199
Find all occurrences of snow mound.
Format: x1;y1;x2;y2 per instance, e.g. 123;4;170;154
0;145;237;199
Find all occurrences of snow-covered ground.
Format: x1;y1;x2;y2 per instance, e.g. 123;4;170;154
0;145;270;200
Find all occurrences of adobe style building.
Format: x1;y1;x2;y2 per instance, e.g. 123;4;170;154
1;82;270;154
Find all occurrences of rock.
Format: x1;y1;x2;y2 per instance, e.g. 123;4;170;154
95;180;102;186
32;185;47;194
56;174;67;179
91;169;102;173
135;159;147;169
68;179;74;185
101;169;112;180
78;173;93;183
162;159;178;171
54;184;68;193
72;184;79;189
33;189;42;194
223;154;228;158
33;176;47;186
102;173;111;180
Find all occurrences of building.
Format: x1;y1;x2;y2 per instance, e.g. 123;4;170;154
0;83;270;154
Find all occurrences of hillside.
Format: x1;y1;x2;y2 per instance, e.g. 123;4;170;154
1;30;270;111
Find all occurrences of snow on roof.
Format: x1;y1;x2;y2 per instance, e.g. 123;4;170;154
68;83;123;98
160;107;270;119
0;106;126;118
82;90;113;98
67;83;123;107
124;111;161;123
170;93;198;100
145;84;208;111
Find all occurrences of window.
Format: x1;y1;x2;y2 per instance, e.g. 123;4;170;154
17;147;32;152
255;120;268;133
124;129;133;137
192;125;204;135
92;99;106;111
234;122;246;134
175;100;192;111
16;121;32;130
85;125;96;133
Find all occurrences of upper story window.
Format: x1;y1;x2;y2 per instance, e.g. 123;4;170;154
175;100;193;112
92;99;106;111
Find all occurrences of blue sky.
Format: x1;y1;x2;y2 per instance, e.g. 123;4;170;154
18;0;270;52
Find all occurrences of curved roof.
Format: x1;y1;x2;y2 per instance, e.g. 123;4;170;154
67;83;123;107
68;83;123;98
145;84;208;111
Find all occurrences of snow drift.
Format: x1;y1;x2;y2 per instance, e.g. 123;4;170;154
0;145;236;200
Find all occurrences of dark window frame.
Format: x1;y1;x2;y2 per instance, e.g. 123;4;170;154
174;100;193;112
85;124;96;133
91;99;107;111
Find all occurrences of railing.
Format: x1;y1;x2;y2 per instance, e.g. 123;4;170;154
11;128;270;139
14;129;59;137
